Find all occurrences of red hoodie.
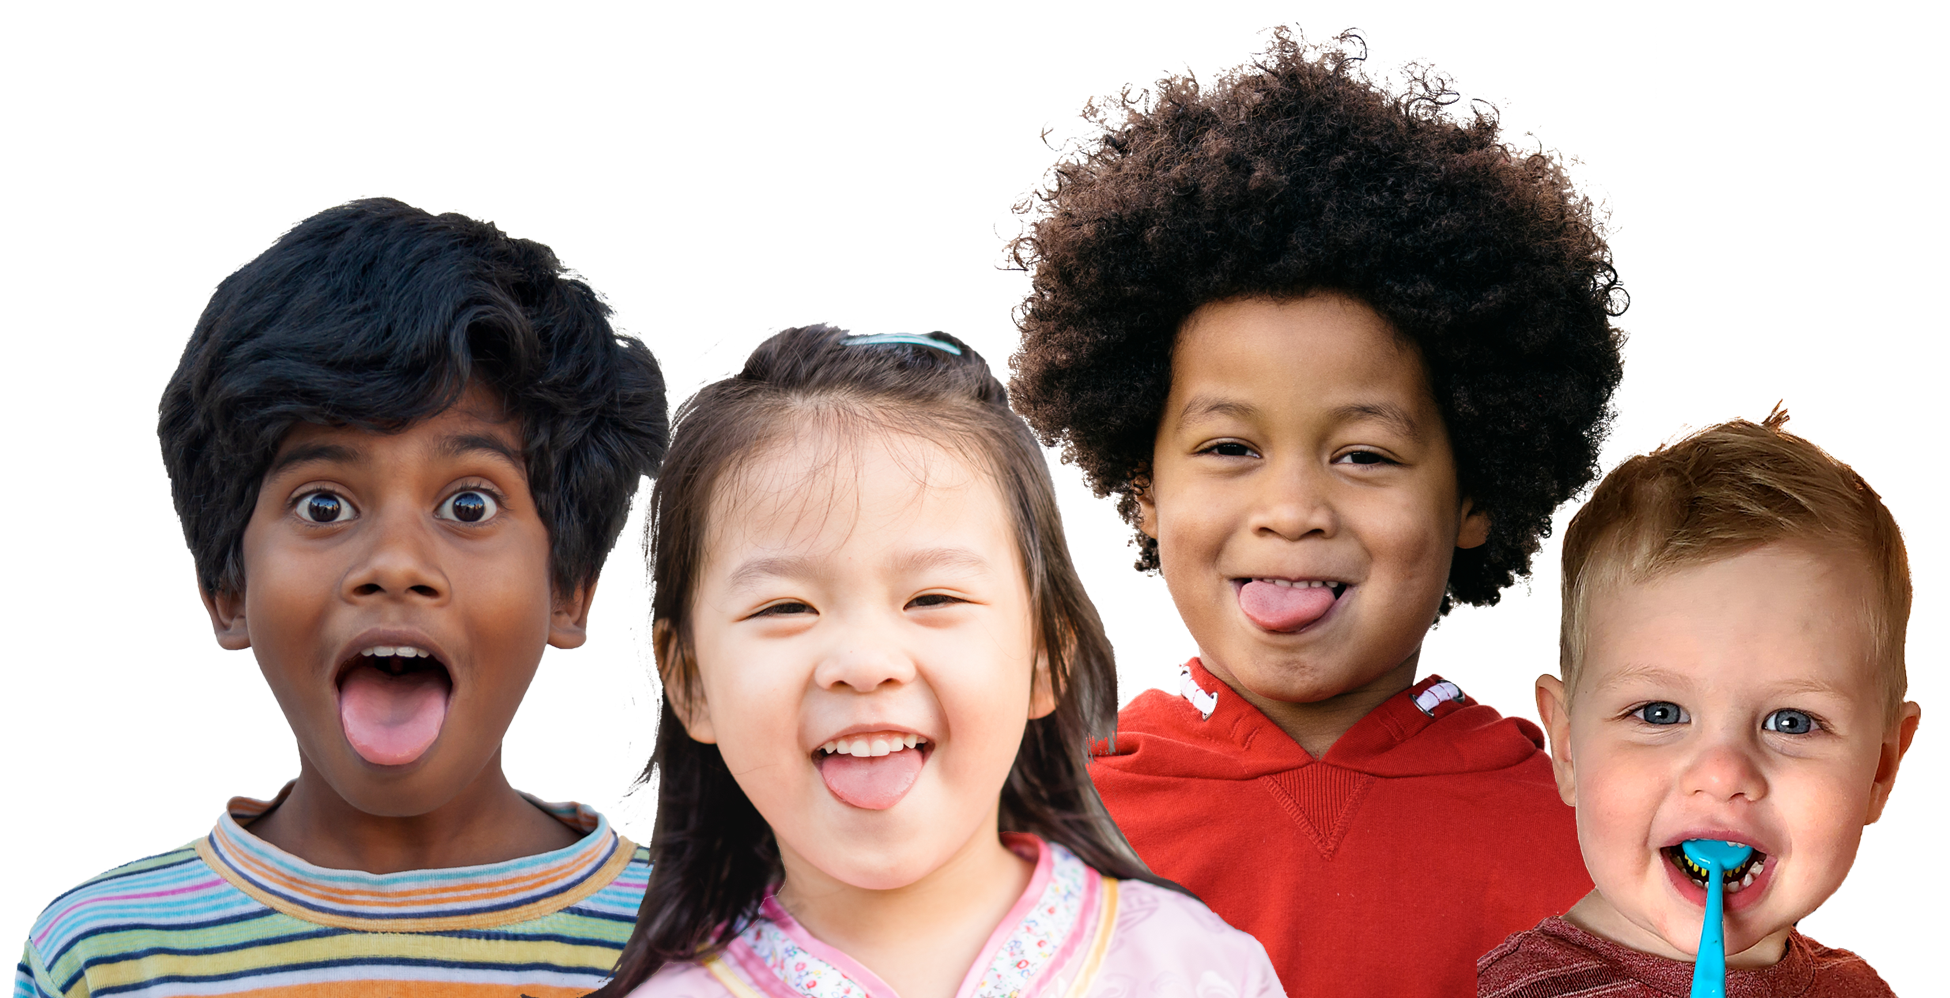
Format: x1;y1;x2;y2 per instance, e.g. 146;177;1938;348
1091;660;1591;998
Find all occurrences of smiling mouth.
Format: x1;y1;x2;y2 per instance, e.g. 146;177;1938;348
337;646;453;767
1664;844;1768;894
1235;578;1348;633
814;732;930;810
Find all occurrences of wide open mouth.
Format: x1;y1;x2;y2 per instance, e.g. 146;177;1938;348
1663;843;1768;895
1235;578;1348;633
336;646;453;767
813;732;931;811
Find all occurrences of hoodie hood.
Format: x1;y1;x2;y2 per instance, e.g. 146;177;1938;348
1102;658;1549;781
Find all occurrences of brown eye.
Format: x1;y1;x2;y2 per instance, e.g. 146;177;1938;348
755;601;814;616
296;491;355;523
437;490;497;523
907;593;964;609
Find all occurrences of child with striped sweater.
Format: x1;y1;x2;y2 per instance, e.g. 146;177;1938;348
14;198;669;998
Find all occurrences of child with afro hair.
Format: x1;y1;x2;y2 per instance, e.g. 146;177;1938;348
1010;29;1625;997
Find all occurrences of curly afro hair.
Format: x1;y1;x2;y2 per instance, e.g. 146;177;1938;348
1009;28;1626;609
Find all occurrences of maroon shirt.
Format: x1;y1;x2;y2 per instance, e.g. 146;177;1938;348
1478;916;1894;997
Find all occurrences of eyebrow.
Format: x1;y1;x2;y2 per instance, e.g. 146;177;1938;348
439;432;527;472
1329;401;1419;437
1176;395;1420;438
1592;665;1854;701
1178;395;1262;425
266;442;362;477
264;433;525;480
723;546;992;594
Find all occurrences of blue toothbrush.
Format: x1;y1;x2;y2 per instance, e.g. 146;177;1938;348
1680;839;1755;998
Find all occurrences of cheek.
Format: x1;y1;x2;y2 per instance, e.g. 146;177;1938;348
1775;762;1875;866
1572;743;1666;852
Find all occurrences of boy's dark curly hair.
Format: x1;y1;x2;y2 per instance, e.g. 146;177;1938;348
159;198;669;597
1009;28;1627;608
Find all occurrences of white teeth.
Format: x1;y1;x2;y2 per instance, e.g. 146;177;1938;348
1260;579;1332;588
360;645;432;659
818;734;926;756
1741;872;1755;887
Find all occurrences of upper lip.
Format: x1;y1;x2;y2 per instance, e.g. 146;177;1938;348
334;628;455;684
1659;827;1778;857
812;723;930;750
1231;574;1357;585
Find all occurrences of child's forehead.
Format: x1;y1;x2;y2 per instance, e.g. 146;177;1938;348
1165;296;1439;425
710;429;990;536
268;385;524;471
1577;543;1883;700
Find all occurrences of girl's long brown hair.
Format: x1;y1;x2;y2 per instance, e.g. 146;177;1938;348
592;325;1170;995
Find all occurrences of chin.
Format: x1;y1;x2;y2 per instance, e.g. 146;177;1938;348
811;849;931;892
1232;656;1389;704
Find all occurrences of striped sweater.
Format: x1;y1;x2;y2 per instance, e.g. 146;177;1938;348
14;789;650;998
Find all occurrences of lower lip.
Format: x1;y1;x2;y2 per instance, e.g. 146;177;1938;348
1662;850;1774;913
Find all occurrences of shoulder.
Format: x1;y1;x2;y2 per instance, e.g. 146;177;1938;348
1475;919;1626;998
1108;689;1196;742
569;842;653;923
20;843;255;975
622;959;734;998
1095;880;1282;995
1791;932;1896;995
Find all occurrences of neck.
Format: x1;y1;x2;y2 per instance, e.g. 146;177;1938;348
1205;651;1421;758
245;748;582;873
775;807;1034;998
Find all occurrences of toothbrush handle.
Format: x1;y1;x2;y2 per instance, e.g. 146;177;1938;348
1690;859;1727;998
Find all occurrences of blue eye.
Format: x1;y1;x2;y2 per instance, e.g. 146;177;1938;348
438;490;498;523
1633;701;1689;726
1763;709;1819;735
296;491;355;523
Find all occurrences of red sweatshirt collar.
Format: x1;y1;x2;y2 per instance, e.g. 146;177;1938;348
1170;657;1546;779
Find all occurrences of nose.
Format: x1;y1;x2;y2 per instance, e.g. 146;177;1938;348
343;503;448;604
1679;730;1769;804
812;618;917;694
1249;453;1339;541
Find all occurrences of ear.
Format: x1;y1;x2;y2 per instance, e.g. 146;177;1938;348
654;618;717;744
1865;701;1922;824
1535;674;1577;807
1133;477;1159;540
1028;646;1057;720
548;579;598;650
1456;497;1491;550
200;579;252;651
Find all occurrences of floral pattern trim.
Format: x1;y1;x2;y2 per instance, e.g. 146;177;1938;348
732;842;1095;998
743;917;868;998
969;843;1090;998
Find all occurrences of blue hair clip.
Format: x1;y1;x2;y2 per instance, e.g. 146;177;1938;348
839;332;962;356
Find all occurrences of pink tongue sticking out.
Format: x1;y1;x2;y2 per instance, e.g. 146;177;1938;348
1238;580;1337;633
817;750;925;810
338;663;451;766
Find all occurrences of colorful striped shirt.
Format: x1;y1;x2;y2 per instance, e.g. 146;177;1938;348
14;789;649;998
